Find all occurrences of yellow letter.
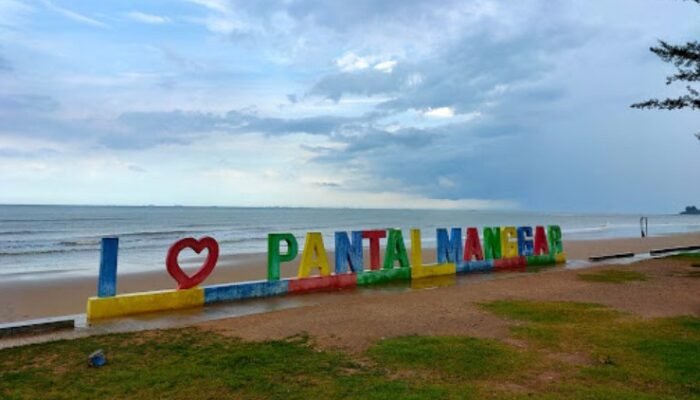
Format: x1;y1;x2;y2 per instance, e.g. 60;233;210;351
500;226;518;259
298;232;331;278
410;228;422;268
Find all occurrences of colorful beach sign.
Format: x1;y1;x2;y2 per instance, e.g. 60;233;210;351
86;225;566;321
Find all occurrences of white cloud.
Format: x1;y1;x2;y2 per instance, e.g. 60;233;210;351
374;60;397;73
335;52;370;72
187;0;230;13
438;176;456;188
487;83;509;96
42;0;107;28
405;73;424;87
127;11;170;25
423;107;454;118
204;16;243;34
0;0;33;28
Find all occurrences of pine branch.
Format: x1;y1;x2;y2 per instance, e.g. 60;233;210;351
631;86;700;110
649;41;700;84
631;0;698;139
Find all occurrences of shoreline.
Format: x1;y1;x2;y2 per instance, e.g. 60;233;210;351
1;232;700;323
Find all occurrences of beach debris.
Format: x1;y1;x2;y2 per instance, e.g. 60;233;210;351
88;349;107;367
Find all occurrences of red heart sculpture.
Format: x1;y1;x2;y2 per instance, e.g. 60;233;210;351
166;237;219;290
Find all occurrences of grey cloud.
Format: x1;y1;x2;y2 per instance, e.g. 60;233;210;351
215;0;468;35
117;111;224;135
0;148;60;158
99;109;358;149
309;67;409;102
293;6;592;203
244;113;353;136
158;47;205;71
314;181;340;187
0;105;361;151
279;0;449;32
311;23;589;114
0;94;59;113
0;55;11;72
128;165;146;173
341;127;439;153
306;116;540;200
117;110;352;137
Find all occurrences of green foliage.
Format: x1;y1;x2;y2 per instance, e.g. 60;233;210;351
577;269;648;284
631;0;699;138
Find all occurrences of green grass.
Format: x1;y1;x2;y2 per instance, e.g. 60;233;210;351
0;330;445;400
671;251;700;259
577;269;647;283
368;336;525;380
479;300;700;398
671;251;700;268
1;301;699;399
480;300;621;324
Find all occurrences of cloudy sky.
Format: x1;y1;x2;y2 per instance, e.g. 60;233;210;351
0;0;698;212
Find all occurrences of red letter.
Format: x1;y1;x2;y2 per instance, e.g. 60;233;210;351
362;230;386;270
463;227;484;261
533;226;549;256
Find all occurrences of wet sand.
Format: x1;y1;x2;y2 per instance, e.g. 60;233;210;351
1;232;700;323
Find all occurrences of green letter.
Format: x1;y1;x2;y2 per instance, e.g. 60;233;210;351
383;229;410;269
267;233;298;281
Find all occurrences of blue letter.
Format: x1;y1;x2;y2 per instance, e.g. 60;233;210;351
335;231;364;273
517;226;534;256
98;237;119;297
436;228;463;264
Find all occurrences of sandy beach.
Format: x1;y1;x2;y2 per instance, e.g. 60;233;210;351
1;232;700;324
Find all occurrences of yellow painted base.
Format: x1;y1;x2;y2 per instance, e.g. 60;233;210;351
412;263;456;279
555;252;567;264
87;288;204;321
411;274;456;290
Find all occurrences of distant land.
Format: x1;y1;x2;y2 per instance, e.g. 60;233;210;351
680;206;700;215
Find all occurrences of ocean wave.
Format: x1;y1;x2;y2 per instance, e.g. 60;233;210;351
217;236;268;245
0;230;61;236
0;247;98;256
57;239;101;246
562;225;611;234
0;217;129;223
117;229;193;238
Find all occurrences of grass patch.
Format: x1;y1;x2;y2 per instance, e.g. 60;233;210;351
671;251;700;267
671;251;700;259
577;269;647;283
2;301;699;399
480;300;700;398
480;300;620;324
368;336;524;381
0;329;443;400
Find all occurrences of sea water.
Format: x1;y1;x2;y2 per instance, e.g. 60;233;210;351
1;205;699;279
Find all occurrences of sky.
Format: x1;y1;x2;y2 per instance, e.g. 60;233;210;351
0;0;698;212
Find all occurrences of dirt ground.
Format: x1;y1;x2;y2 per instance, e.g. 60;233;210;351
199;257;700;353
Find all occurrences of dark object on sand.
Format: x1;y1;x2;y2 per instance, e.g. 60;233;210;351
680;206;700;215
88;350;107;367
589;253;635;262
650;245;700;255
0;317;75;338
